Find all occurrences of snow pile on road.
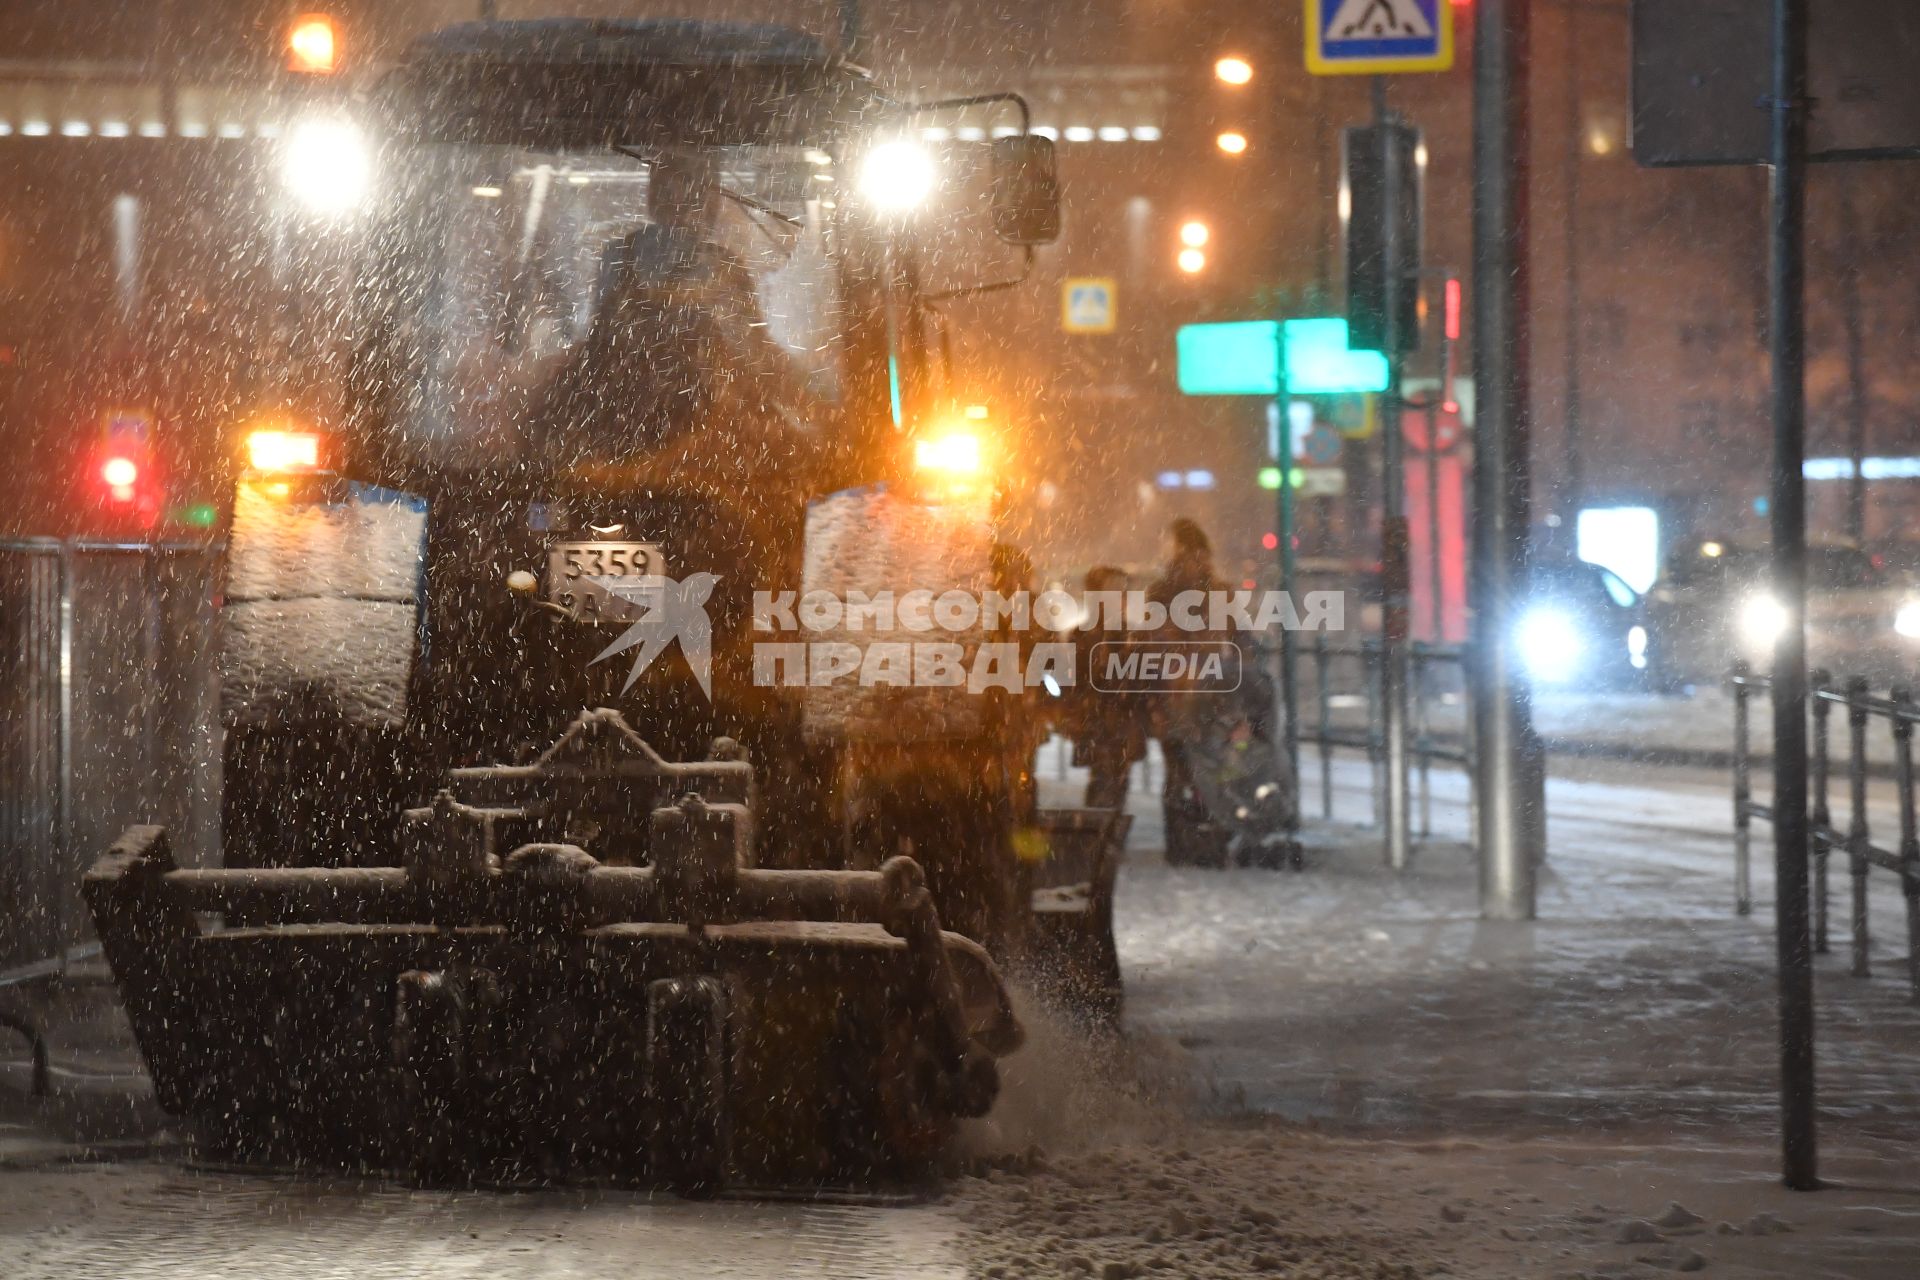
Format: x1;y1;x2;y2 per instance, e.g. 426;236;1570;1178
952;994;1435;1278
950;1126;1437;1280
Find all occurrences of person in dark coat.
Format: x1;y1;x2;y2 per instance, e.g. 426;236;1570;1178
1067;565;1147;811
1146;519;1234;864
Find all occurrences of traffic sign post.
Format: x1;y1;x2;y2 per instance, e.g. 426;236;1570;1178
1306;0;1455;76
1173;311;1393;824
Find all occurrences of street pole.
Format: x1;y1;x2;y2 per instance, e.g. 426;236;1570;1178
1836;192;1869;545
1560;4;1585;519
1766;0;1819;1193
1274;350;1301;830
1470;0;1542;920
1375;77;1412;873
1426;277;1454;643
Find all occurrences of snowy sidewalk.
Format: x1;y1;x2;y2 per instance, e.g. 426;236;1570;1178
970;750;1920;1277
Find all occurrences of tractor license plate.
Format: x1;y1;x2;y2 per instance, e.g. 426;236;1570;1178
545;541;667;624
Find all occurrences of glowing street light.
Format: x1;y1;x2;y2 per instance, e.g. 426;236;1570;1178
1215;130;1248;156
1178;220;1210;248
1214;56;1254;86
1176;247;1207;275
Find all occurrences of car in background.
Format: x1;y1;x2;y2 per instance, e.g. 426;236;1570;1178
1514;558;1647;689
1643;538;1920;689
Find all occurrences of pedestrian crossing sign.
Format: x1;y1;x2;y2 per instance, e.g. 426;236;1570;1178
1306;0;1454;76
1062;278;1117;334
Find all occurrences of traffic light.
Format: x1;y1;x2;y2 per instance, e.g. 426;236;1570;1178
286;14;341;75
1342;122;1423;353
1214;56;1254;86
1173;217;1210;274
101;454;138;498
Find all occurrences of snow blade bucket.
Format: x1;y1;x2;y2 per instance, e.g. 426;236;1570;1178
83;710;1022;1193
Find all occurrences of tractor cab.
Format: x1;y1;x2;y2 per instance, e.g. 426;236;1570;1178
223;19;1060;871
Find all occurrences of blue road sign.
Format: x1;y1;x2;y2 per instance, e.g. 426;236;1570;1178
1302;424;1344;466
1062;278;1117;333
1305;0;1455;76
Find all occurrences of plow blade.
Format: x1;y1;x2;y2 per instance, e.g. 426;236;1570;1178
81;712;1023;1192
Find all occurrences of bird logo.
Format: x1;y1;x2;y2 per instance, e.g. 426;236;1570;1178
588;572;719;698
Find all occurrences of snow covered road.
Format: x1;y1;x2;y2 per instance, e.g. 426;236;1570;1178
3;747;1918;1278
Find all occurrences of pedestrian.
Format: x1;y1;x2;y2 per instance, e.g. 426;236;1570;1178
1145;520;1233;862
1066;565;1147;811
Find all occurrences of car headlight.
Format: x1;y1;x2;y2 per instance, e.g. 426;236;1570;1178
1738;593;1789;647
1627;624;1648;669
1896;602;1920;639
857;138;937;212
282;116;371;216
1516;607;1583;684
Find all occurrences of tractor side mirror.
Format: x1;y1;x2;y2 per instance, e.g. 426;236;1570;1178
989;135;1060;246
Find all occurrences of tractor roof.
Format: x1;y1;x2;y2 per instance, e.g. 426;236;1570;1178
373;18;877;150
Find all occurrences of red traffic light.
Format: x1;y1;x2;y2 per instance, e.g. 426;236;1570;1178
102;455;139;500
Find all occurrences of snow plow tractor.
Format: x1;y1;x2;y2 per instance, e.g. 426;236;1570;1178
86;18;1078;1186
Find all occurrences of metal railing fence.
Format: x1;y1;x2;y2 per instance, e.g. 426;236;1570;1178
1730;660;1920;1001
1;537;220;972
1293;634;1472;841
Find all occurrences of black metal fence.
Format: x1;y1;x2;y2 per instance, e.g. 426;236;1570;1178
0;538;220;972
1730;661;1920;1001
1294;635;1472;840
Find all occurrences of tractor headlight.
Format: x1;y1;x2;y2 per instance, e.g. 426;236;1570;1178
282;116;371;216
1738;592;1789;647
857;138;937;212
1516;606;1583;684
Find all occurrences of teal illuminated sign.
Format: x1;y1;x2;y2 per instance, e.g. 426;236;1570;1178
1176;318;1389;397
1283;319;1391;395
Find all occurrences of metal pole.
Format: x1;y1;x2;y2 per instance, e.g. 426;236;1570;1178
1273;334;1301;834
1471;0;1542;920
1836;192;1869;545
1811;669;1832;953
55;542;74;969
1891;688;1920;1004
1733;661;1753;916
1846;677;1871;979
1425;287;1451;644
1376;78;1412;873
1315;632;1334;819
1766;0;1818;1193
1560;4;1584;517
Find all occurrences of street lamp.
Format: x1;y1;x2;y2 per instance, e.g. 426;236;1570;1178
1214;56;1254;86
1178;219;1210;248
1176;247;1207;274
1215;130;1249;156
